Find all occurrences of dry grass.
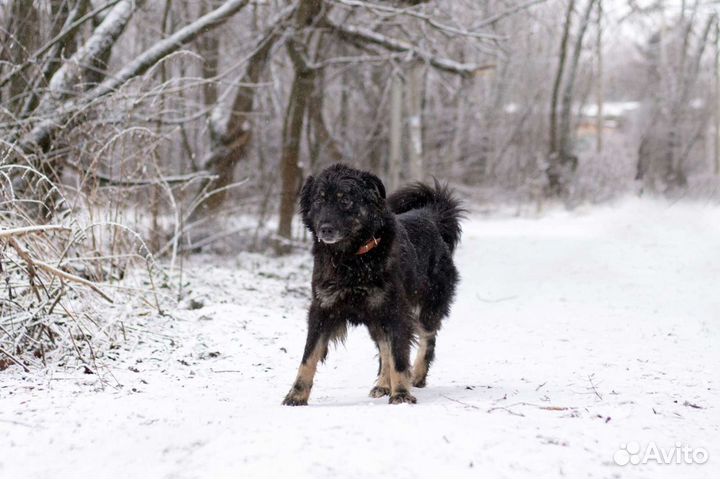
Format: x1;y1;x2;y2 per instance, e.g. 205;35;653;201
0;159;163;373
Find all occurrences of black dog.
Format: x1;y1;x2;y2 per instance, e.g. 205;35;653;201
282;164;463;405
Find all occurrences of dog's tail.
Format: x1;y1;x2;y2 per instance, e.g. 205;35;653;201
387;180;464;253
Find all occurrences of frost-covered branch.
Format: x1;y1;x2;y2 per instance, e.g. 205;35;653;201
92;0;250;100
0;0;119;91
17;0;251;154
331;0;503;40
326;19;493;76
34;0;138;114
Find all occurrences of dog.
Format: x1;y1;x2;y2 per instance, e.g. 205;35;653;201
282;163;463;405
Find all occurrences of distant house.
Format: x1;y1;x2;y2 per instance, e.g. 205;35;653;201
577;101;640;134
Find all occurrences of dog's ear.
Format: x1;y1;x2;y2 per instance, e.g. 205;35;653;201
299;175;315;216
362;172;386;202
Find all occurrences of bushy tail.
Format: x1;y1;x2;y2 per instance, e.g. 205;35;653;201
387;179;465;253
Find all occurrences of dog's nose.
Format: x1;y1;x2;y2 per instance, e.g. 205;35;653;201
318;223;335;237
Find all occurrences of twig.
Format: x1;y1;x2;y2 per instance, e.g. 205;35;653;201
587;374;603;400
0;346;30;372
0;225;71;239
332;0;505;40
487;405;526;417
325;18;494;76
442;394;481;409
7;237;113;303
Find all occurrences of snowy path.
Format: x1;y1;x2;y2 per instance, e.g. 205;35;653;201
2;199;719;478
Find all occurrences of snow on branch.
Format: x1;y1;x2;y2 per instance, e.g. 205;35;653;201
92;0;250;100
35;0;138;114
0;0;123;90
19;0;251;153
0;225;72;239
331;0;503;40
326;19;494;76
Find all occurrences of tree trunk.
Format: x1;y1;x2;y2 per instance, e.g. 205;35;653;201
558;0;597;156
388;71;403;192
6;0;39;113
198;0;222;107
549;0;575;157
406;63;424;182
275;0;323;247
19;0;89;118
715;20;720;175
277;69;314;244
196;4;295;219
306;33;343;169
595;0;604;153
548;0;596;196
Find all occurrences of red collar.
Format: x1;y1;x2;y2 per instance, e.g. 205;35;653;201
356;237;381;255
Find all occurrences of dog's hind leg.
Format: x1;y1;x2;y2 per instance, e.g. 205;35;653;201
283;306;330;406
412;328;436;388
413;256;457;388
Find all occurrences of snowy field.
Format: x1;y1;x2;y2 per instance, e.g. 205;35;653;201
1;198;719;478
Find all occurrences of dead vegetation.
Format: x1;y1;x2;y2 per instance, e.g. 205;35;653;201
0;160;161;372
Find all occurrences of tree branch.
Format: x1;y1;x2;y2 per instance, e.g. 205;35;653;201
17;0;251;154
35;0;138;115
325;19;493;76
0;225;71;239
7;237;113;303
331;0;504;40
0;0;119;91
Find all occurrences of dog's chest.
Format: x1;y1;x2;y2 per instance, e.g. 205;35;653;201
314;283;386;310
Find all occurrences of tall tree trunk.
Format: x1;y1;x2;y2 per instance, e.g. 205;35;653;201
19;0;89;118
367;66;386;173
558;0;597;156
277;68;314;244
549;0;576;157
275;0;322;247
388;71;403;192
305;33;342;169
196;4;294;218
406;63;424;182
715;20;720;175
198;0;221;107
595;0;604;153
7;0;39;114
671;13;716;185
549;0;596;196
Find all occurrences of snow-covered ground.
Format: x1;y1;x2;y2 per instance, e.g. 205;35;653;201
2;198;719;478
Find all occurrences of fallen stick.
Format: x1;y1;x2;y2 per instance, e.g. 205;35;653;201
0;346;30;372
7;238;113;303
0;225;71;239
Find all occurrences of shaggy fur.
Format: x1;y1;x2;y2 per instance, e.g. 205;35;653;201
282;163;463;405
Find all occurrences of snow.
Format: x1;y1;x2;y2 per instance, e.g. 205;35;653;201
1;198;719;478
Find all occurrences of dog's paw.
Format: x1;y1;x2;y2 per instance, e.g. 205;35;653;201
282;394;308;406
369;386;390;398
412;376;427;388
389;392;417;404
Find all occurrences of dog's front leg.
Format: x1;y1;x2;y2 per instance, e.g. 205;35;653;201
282;305;329;406
368;334;391;398
387;326;417;405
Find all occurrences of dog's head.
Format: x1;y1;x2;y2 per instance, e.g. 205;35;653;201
299;164;386;247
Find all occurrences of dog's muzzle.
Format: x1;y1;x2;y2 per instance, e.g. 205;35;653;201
317;223;343;244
